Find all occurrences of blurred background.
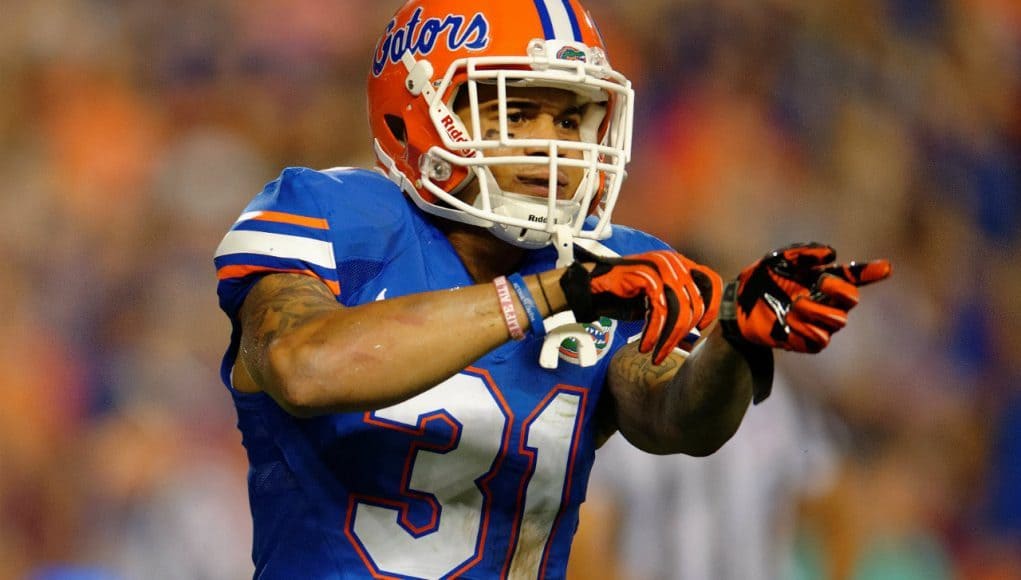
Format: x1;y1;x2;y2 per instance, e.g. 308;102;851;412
0;0;1017;578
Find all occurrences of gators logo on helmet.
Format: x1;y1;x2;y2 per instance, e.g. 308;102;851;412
555;46;588;62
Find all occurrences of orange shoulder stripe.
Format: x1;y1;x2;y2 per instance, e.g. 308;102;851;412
247;211;329;230
217;265;340;296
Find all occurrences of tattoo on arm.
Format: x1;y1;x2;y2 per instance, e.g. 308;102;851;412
238;274;340;385
607;332;753;454
598;343;684;445
608;342;683;393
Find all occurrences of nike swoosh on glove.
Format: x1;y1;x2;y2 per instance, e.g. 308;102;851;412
721;242;891;353
719;242;891;403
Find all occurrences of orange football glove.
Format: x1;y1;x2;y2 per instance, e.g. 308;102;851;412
720;242;891;350
560;250;722;365
719;243;891;403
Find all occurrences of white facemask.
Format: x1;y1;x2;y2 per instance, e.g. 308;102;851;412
380;39;634;249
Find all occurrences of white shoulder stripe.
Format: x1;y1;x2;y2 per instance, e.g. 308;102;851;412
235;211;264;224
214;230;336;269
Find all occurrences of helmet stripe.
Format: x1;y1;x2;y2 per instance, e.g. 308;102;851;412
533;0;582;41
532;0;555;39
559;0;584;42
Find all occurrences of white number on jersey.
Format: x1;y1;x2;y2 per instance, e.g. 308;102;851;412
347;371;586;579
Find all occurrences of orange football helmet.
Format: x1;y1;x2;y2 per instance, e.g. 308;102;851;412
368;0;634;248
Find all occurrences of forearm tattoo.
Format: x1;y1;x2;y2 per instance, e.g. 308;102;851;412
608;342;682;394
239;274;340;380
603;342;687;448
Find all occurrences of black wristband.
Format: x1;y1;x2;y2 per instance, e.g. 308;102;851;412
719;280;775;405
718;281;741;337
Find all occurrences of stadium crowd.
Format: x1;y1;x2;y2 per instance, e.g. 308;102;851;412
0;0;1017;578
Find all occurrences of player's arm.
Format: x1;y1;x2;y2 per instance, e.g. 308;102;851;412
233;270;565;417
599;242;891;456
558;249;747;455
602;327;755;456
232;247;722;418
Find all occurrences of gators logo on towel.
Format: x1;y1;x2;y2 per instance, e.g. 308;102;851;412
559;316;616;364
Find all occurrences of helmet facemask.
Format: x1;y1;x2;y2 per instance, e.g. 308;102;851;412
399;39;635;249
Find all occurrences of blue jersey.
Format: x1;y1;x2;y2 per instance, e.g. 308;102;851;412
214;167;669;579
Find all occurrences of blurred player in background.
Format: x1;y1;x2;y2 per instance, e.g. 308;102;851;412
213;0;890;577
573;373;838;580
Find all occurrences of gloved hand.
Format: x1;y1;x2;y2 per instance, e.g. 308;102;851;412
719;242;891;353
560;250;722;364
718;243;890;404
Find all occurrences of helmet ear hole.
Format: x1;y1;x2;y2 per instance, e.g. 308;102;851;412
384;114;407;146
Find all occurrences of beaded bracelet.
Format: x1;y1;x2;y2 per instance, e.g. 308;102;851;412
507;273;546;339
493;276;525;341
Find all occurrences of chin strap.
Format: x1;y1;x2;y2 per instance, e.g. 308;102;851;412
539;227;601;369
552;225;576;268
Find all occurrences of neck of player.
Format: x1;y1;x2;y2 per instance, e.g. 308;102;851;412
441;222;527;284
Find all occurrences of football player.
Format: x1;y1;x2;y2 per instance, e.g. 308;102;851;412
214;0;891;577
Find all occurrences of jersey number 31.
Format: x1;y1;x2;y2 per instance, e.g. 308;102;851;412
344;369;586;579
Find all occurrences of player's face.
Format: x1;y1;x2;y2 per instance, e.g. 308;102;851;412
454;85;586;200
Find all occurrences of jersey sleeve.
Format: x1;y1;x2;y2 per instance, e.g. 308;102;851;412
212;167;411;388
214;165;412;315
214;167;342;321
